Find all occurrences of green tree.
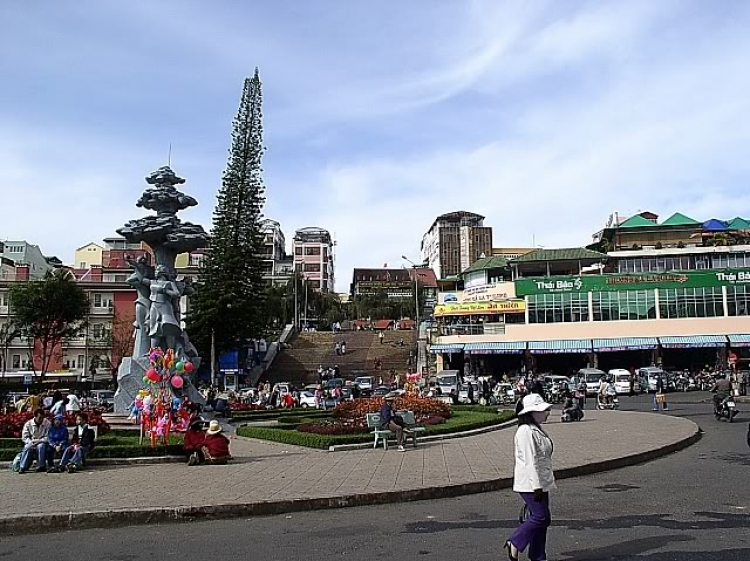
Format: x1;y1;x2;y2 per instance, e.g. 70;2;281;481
188;69;267;357
9;270;89;379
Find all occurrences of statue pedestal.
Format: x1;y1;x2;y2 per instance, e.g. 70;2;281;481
114;357;205;414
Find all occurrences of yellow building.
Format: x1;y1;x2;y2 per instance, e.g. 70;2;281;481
74;242;103;269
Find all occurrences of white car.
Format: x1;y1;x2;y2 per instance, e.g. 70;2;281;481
299;391;319;409
576;368;607;396
638;367;666;393
609;369;636;394
354;376;375;392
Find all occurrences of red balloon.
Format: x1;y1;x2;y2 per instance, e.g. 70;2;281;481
184;362;194;373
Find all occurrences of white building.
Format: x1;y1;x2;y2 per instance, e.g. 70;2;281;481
293;227;335;292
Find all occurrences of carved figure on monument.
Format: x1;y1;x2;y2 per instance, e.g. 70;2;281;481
126;256;154;358
114;166;210;414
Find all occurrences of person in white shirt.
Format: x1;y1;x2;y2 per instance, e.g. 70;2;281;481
505;394;554;561
65;392;81;413
50;397;67;417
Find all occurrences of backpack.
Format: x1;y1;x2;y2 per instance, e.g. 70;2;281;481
10;452;22;473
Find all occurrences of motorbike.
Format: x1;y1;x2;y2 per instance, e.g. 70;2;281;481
714;395;738;422
596;394;619;410
546;384;563;405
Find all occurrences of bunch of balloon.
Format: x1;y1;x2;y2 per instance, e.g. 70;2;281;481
138;347;196;448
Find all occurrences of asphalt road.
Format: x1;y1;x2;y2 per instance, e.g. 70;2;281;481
1;393;748;560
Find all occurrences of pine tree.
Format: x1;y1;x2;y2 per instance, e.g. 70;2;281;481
188;69;267;357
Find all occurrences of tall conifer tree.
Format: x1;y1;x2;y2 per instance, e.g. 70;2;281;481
189;69;267;357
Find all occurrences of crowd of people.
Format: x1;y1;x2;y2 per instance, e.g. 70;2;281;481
16;409;96;474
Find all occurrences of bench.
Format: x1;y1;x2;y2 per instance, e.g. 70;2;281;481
365;411;426;450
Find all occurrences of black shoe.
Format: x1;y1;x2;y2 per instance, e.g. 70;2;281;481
35;466;46;473
47;467;57;474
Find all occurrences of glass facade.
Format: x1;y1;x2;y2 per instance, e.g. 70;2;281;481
593;290;656;321
528;293;588;324
728;286;750;316
658;288;724;319
617;252;750;273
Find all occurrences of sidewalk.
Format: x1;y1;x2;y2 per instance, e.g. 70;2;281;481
0;411;699;534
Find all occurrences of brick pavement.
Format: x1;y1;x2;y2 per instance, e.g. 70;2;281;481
0;411;698;530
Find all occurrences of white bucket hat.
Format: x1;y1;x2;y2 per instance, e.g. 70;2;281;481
518;394;552;416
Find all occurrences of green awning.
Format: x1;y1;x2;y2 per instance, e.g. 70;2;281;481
659;335;727;348
464;342;525;355
528;339;592;354
593;337;658;352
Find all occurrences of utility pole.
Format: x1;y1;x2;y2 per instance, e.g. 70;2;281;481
210;328;216;387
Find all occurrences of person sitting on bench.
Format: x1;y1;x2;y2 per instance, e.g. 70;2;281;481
379;394;411;452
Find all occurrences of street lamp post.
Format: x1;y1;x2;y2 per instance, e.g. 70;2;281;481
401;256;420;331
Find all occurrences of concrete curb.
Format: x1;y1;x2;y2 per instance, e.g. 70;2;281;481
327;419;517;451
0;421;701;536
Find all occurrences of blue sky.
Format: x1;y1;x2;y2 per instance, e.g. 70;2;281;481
2;1;750;290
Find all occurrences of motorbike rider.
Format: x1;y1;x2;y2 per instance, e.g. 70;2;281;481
598;376;613;406
711;373;733;412
562;390;583;421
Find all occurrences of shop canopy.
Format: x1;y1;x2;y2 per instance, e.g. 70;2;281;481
464;342;526;355
727;334;750;347
528;339;592;354
658;335;727;348
430;344;465;354
593;337;659;352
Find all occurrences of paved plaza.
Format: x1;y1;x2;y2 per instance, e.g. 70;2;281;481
0;410;698;533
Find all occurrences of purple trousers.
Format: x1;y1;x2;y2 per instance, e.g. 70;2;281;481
509;492;551;561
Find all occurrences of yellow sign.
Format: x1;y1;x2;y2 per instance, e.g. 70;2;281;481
434;300;526;317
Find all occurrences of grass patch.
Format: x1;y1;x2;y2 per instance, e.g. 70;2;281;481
237;409;514;450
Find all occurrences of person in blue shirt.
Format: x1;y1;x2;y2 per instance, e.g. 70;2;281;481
47;415;70;473
379;394;410;452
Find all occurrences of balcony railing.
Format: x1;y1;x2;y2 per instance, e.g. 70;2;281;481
437;323;506;337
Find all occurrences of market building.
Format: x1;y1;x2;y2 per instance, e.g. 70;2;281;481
430;243;750;379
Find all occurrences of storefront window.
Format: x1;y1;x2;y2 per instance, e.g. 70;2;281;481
528;293;588;324
728;286;750;316
658;287;724;319
593;290;656;321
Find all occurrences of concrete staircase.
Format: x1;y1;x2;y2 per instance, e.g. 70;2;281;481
261;330;415;387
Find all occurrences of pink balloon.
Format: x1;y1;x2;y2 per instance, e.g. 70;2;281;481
170;375;184;389
183;362;194;373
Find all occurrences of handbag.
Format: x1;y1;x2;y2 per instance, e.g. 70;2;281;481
518;503;530;523
656;393;666;404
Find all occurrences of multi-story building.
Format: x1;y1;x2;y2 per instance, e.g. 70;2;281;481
0;240;54;279
261;219;294;287
293;227;334;292
420;211;493;280
430;214;750;378
74;242;104;269
0;263;137;386
351;268;413;299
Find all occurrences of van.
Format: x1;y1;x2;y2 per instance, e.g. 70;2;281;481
637;367;665;393
436;370;460;395
576;368;606;396
608;369;635;394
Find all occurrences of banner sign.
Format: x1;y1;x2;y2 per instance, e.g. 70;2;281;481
439;282;515;303
434;300;525;317
515;269;750;296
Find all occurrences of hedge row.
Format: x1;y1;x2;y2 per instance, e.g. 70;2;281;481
236;410;515;450
230;409;332;422
0;434;185;461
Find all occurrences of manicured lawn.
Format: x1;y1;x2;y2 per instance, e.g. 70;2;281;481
236;409;515;450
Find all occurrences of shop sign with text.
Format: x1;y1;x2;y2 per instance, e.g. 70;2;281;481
515;269;750;296
434;300;526;317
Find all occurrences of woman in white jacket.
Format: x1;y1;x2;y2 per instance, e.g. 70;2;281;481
505;394;555;561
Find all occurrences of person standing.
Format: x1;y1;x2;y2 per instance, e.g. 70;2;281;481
379;331;384;345
740;370;748;397
653;375;668;412
65;391;81;414
576;379;587;410
505;394;555;561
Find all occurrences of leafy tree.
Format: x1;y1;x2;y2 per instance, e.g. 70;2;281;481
188;69;267;357
9;270;89;379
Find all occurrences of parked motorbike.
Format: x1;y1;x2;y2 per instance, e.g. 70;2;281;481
596;394;619;410
715;396;738;422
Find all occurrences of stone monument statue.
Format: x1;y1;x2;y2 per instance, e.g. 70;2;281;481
114;166;210;413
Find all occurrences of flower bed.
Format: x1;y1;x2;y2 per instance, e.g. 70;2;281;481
0;408;111;439
237;409;514;449
334;396;451;421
